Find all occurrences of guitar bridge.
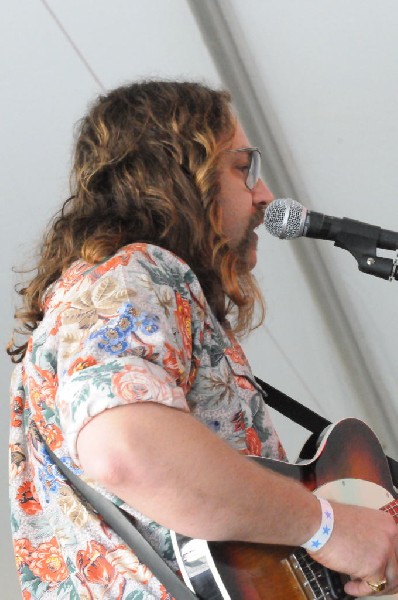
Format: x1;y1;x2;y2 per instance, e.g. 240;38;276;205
287;549;351;600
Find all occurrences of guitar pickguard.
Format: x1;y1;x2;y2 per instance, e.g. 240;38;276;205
316;478;394;509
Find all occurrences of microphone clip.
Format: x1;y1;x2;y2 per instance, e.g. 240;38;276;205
333;221;398;281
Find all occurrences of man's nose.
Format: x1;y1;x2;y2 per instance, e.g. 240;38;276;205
252;178;274;207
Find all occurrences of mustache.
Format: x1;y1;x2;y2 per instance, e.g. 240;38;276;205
245;206;265;236
235;206;265;264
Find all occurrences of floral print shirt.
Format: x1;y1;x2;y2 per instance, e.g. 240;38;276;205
9;243;285;599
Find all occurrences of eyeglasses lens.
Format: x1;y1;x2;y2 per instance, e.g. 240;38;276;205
247;149;260;190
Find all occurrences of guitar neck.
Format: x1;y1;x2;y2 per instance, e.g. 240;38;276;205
383;499;398;523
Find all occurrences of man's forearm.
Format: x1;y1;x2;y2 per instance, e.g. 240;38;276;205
77;401;320;546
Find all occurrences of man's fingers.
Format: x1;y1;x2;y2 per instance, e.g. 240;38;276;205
344;577;384;597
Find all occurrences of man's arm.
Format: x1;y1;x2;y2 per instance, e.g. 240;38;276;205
77;402;398;597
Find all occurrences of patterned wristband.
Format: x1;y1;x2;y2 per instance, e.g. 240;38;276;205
301;497;334;552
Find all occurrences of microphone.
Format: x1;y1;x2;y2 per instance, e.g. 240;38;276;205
264;198;398;280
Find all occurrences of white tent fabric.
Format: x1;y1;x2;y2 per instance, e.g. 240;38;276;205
2;1;397;597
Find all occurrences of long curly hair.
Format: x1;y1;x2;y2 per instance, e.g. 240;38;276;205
8;80;265;362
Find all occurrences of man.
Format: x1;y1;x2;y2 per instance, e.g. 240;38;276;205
9;80;398;598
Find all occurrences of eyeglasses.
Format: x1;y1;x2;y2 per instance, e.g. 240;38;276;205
228;147;262;190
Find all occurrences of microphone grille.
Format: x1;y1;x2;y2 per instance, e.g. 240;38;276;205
264;198;307;239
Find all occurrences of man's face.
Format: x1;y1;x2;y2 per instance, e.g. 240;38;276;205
216;122;274;270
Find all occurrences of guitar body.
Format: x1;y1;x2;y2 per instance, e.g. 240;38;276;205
171;418;397;600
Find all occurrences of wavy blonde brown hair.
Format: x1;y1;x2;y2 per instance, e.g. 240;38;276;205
8;80;265;362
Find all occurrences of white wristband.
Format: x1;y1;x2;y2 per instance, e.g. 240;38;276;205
301;497;334;552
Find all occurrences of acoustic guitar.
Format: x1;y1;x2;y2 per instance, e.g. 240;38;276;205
171;418;397;600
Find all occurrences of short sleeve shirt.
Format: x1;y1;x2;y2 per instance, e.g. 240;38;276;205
9;243;285;599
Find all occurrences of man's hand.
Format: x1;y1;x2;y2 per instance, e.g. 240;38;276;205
308;502;398;597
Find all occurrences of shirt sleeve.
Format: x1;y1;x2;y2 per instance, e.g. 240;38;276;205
55;244;205;464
